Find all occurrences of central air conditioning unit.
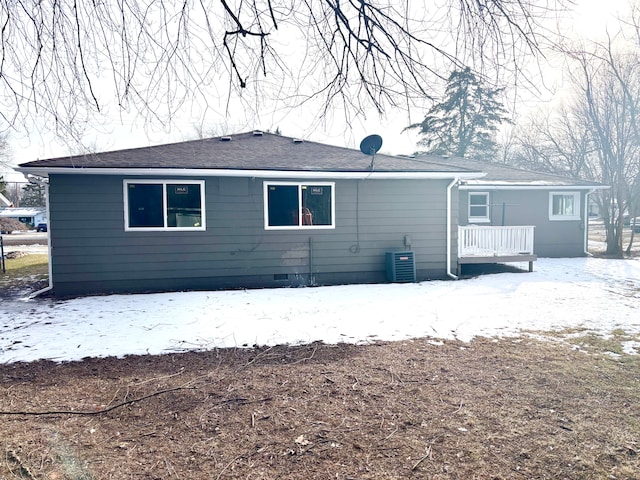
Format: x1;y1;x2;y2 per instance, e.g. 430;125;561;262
385;251;416;283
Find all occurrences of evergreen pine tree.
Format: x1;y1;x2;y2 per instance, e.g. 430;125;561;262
20;183;46;207
407;68;510;161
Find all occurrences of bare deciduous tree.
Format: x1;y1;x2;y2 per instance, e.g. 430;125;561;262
512;106;596;179
573;47;640;256
0;0;564;138
0;131;12;189
512;40;640;257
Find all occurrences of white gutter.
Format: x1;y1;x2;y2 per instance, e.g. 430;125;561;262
446;178;459;280
459;184;610;191
27;178;53;298
16;166;485;181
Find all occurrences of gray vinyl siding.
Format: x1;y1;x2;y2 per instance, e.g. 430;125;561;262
48;174;455;295
459;189;587;257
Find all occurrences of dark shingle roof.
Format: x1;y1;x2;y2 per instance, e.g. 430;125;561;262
418;155;603;187
19;131;478;174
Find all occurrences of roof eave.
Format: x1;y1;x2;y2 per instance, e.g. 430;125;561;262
16;166;486;180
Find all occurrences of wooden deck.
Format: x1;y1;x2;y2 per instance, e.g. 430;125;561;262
457;225;537;276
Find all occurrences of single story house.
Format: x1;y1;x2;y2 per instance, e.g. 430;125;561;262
17;131;486;296
16;132;606;297
0;207;47;228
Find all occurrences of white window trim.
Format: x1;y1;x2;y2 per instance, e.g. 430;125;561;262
549;191;580;221
123;179;206;231
263;181;336;230
468;192;491;223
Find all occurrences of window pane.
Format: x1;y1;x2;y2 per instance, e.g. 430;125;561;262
470;206;487;217
552;195;563;215
469;194;487;206
268;185;299;226
167;184;202;227
553;195;575;216
564;195;575;214
128;183;164;227
302;185;332;226
469;193;488;218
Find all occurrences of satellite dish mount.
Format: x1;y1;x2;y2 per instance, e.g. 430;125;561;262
359;134;383;171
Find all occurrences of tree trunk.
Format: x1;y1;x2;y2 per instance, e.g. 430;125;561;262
605;217;624;257
626;217;637;255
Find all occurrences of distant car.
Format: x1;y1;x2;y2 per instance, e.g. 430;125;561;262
36;223;48;232
625;217;640;233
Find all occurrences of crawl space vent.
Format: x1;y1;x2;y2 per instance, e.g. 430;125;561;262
220;136;232;142
385;251;416;283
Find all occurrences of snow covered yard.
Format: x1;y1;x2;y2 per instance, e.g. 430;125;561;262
1;257;639;364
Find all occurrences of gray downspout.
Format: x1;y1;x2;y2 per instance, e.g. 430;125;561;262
29;179;53;298
446;178;459;280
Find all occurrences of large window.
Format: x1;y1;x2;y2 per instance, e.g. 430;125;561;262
264;182;335;229
468;192;490;222
549;192;580;221
124;180;205;231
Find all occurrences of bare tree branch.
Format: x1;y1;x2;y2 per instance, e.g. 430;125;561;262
0;0;565;138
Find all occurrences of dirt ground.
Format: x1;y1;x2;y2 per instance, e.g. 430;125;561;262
1;338;639;479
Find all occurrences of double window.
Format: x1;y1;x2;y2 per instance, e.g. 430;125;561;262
468;192;490;222
549;192;580;221
124;180;205;231
264;182;335;229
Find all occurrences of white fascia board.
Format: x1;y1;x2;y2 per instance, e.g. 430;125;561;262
459;183;609;191
16;167;486;181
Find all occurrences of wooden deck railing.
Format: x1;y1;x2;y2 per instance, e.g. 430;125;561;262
458;225;535;257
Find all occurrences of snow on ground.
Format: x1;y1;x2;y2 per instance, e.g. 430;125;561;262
1;257;639;364
2;244;48;254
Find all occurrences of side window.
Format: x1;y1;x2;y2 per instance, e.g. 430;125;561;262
124;180;205;231
264;182;335;229
468;192;490;222
549;192;580;221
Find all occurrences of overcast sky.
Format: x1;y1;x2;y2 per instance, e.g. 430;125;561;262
0;0;633;183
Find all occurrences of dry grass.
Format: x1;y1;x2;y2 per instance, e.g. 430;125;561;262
531;327;640;357
1;254;48;271
1;338;638;479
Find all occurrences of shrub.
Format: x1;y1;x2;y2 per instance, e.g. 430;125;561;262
0;217;29;234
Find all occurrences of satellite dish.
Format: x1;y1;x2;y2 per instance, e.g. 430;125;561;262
360;134;383;171
359;134;383;155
